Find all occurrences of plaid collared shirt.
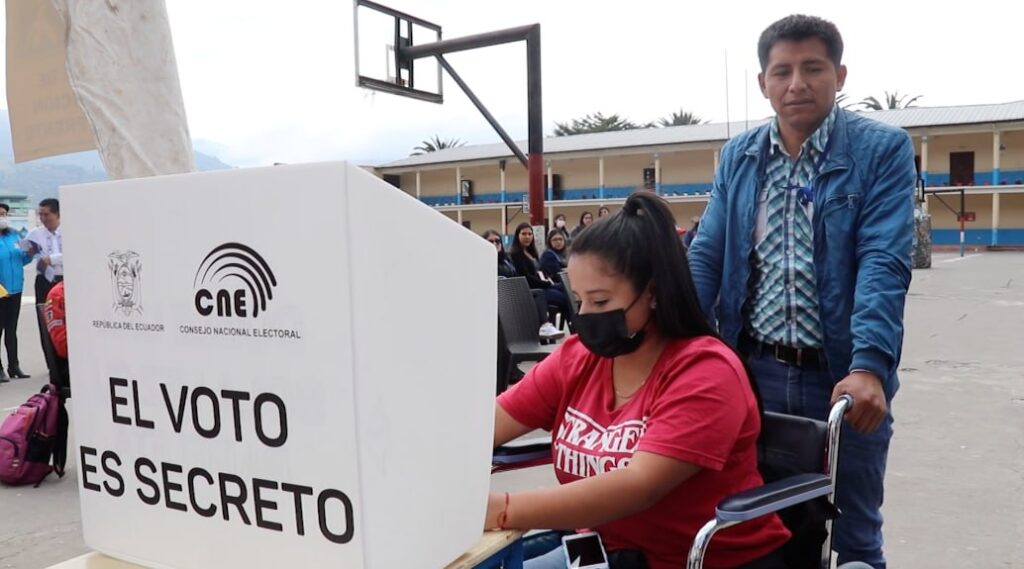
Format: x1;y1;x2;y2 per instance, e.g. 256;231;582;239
746;105;838;348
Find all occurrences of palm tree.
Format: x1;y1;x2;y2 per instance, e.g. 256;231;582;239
411;135;466;155
657;109;708;127
553;112;648;136
858;91;922;111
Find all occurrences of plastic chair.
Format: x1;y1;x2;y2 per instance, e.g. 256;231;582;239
558;269;579;319
36;304;71;399
496;277;556;393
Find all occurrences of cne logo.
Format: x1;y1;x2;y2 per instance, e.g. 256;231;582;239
193;243;278;318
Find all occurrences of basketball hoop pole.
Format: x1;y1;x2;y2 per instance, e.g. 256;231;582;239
400;24;545;225
923;186;968;257
525;25;544;226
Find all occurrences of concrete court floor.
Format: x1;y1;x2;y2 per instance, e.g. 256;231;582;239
2;252;1022;568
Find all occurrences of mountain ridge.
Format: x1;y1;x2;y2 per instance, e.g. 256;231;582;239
0;109;232;203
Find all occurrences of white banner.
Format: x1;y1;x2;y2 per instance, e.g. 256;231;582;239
5;0;95;162
62;162;495;568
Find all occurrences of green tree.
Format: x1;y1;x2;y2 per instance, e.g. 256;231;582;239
657;109;707;127
858;91;922;111
411;135;466;155
553;112;649;136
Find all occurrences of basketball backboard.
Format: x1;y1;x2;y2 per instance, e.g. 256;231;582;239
353;0;443;103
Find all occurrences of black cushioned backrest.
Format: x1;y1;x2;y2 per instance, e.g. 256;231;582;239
36;303;70;397
759;411;828;480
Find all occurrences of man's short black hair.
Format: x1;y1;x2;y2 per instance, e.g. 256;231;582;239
758;14;843;72
39;198;60;215
0;203;9;213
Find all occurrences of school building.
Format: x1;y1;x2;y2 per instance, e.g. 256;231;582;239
374;100;1024;247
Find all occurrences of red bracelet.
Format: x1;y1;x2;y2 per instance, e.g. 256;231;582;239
496;492;510;530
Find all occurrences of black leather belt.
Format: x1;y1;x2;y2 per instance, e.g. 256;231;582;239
741;335;823;369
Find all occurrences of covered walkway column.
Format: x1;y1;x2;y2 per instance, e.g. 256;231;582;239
654;153;661;194
992;131;1002;186
992;192;1001;246
598;156;605;200
499;160;507;203
455;166;462;205
415;171;422;200
992;132;1001;246
920;135;929;188
546;161;553;201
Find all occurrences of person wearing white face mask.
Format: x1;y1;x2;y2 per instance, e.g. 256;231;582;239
0;203;35;382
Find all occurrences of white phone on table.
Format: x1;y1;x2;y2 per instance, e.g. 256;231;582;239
561;531;609;569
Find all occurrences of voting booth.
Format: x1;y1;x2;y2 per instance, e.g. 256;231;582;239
60;162;496;568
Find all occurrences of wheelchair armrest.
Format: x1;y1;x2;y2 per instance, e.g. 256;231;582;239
491;436;553;473
715;472;831;523
492;441;552;465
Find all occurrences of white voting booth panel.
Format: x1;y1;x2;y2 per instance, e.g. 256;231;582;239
61;162;496;569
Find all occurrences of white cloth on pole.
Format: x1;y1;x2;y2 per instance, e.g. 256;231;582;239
51;0;195;179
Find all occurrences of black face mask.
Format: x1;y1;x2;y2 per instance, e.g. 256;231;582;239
574;292;650;358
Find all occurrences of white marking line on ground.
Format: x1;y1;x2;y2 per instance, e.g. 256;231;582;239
2;406;18;412
21;296;36;305
940;254;983;263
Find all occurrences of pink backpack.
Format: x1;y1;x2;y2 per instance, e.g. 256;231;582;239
0;384;68;486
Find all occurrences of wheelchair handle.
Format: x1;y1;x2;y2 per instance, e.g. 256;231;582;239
832;393;854;416
828;394;854;431
825;394;853;497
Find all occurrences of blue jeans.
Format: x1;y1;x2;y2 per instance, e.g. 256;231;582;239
524;546;566;569
747;350;893;569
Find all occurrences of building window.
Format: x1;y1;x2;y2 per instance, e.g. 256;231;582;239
642;167;656;190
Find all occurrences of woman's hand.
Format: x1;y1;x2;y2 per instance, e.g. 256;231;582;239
483;492;508;531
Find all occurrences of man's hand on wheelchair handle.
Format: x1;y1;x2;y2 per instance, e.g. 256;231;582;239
831;371;886;433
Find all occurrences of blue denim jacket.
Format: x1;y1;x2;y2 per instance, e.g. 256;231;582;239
688;109;915;399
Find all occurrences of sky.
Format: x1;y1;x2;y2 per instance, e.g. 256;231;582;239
3;0;1022;167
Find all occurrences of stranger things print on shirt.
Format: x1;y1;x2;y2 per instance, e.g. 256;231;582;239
555;407;646;478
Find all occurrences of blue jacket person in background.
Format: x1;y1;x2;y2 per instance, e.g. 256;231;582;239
688;15;915;569
0;202;35;383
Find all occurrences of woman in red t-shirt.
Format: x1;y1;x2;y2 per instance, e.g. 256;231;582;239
487;193;791;569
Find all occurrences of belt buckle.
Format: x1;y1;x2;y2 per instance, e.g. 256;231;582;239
773;344;802;367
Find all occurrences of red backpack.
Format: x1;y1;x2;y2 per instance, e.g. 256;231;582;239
0;384;69;486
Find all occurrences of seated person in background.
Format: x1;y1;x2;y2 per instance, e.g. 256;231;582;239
487;193;790;569
683;215;701;248
483;230;517;278
551;214;571;241
43;281;70;384
539;230;568;284
508;223;573;333
570;211;593;240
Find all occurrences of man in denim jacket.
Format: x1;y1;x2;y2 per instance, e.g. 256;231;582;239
688;15;915;569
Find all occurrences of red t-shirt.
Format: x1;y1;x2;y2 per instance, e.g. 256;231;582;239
498;336;790;569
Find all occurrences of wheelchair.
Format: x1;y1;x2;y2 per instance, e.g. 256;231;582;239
493;395;863;569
